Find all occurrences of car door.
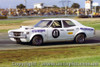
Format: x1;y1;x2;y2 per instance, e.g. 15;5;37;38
47;20;65;42
62;20;77;41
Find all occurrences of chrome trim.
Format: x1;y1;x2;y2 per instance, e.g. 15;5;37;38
9;36;26;38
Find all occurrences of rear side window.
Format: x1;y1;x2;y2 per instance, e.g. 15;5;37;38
63;20;75;28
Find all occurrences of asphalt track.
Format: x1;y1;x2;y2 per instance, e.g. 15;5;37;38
0;30;100;50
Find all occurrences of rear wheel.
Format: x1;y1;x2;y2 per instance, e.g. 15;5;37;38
75;34;85;44
32;36;43;46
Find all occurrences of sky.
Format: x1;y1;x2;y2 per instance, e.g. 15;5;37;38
0;0;100;9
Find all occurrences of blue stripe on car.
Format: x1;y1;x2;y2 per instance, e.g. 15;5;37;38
32;30;45;33
80;28;94;31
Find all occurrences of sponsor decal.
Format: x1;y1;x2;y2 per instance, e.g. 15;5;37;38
32;30;45;33
67;29;74;31
68;32;73;35
52;29;60;38
80;28;94;31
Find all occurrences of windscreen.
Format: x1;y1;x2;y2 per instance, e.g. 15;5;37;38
34;20;52;28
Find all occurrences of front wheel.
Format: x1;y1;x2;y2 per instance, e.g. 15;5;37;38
75;34;86;44
31;36;43;46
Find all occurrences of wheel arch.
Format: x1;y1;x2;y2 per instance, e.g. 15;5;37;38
30;34;44;42
74;32;87;39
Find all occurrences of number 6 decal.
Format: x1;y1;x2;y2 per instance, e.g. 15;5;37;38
52;29;60;38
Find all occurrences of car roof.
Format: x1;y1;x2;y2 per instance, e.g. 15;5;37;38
42;18;73;20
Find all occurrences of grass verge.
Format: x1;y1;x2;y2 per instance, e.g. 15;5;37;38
79;21;100;30
0;20;25;25
0;45;100;67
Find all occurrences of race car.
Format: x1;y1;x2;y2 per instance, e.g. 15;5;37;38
8;18;95;46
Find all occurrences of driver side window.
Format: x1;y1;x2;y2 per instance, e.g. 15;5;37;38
51;20;62;28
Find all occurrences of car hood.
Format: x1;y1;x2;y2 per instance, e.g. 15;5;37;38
8;26;47;33
8;26;33;32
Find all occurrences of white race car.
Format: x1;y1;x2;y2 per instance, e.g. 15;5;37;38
8;18;95;46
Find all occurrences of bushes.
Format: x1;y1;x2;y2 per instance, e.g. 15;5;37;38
0;16;7;19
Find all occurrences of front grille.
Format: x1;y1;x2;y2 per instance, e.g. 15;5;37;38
13;32;21;36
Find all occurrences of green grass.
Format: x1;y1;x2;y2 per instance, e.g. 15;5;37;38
79;21;100;30
1;56;100;67
0;29;9;33
0;45;100;67
0;20;25;25
0;19;26;32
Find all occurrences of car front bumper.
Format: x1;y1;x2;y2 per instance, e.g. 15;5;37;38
9;36;29;42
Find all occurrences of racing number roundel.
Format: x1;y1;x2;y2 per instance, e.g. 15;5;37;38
52;29;60;38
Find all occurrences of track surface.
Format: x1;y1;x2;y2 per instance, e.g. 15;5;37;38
0;30;100;50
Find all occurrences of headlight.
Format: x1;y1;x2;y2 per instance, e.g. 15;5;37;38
21;32;29;36
21;32;25;36
9;32;13;36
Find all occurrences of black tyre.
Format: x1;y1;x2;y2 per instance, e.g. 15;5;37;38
75;34;85;44
32;36;43;46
